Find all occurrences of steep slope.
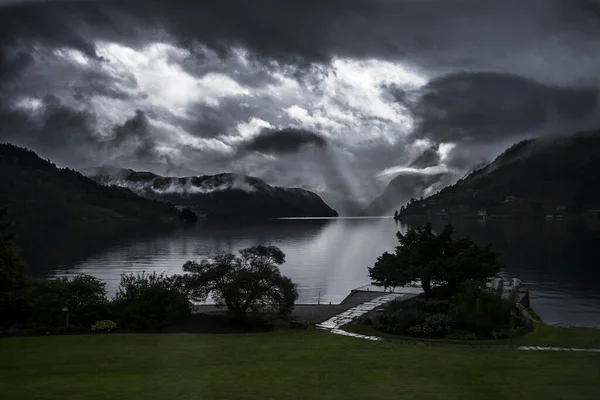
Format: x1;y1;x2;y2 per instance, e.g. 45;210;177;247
362;172;447;216
397;130;600;219
0;144;183;260
84;168;339;219
362;145;447;216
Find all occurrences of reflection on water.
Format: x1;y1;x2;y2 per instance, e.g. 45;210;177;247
39;217;600;327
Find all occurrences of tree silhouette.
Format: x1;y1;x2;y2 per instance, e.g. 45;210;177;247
183;245;298;321
0;207;29;328
369;224;501;297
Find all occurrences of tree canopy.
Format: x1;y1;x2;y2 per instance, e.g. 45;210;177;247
0;207;29;328
368;224;501;296
183;245;298;320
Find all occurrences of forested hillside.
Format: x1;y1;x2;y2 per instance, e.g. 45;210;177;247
397;130;600;219
0;144;182;264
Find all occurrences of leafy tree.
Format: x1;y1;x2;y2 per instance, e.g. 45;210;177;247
0;207;29;328
25;275;108;328
112;272;190;330
369;224;501;297
394;210;399;219
183;245;298;321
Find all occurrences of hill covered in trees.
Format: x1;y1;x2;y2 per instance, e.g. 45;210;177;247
397;130;600;220
84;168;338;219
362;172;447;216
0;143;184;264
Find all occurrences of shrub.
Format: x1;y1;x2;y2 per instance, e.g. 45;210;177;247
406;313;453;338
446;330;478;340
113;272;190;330
401;296;450;314
0;208;29;329
490;328;511;339
358;314;373;326
450;280;516;337
407;296;427;310
424;299;451;314
91;320;117;332
385;298;412;313
375;308;425;334
25;275;109;329
462;313;496;337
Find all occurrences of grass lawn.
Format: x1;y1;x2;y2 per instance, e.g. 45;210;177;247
1;329;600;400
342;322;600;349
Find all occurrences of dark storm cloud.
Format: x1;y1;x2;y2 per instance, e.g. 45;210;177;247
406;72;598;144
181;100;258;140
0;94;99;165
2;0;600;83
0;1;107;58
109;109;160;161
173;45;282;89
242;128;328;155
2;0;600;214
0;98;162;167
0;48;34;83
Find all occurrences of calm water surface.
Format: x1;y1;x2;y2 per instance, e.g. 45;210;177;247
39;217;600;327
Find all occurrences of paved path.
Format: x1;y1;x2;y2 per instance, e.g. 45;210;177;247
316;294;600;353
316;293;411;330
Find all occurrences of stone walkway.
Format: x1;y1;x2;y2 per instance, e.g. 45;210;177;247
316;293;411;330
316;294;600;353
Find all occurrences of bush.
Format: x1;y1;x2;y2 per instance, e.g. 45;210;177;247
358;314;373;326
375;308;425;334
91;320;117;332
423;299;451;314
406;313;454;338
385;298;412;313
401;296;450;314
446;330;478;340
450;280;516;337
24;275;109;329
462;313;496;337
113;272;190;330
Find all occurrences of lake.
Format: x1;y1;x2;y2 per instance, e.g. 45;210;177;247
37;217;600;327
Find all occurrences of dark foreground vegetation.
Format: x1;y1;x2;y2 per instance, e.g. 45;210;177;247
1;207;297;335
367;224;530;340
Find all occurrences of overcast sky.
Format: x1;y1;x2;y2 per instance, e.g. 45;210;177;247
1;0;599;213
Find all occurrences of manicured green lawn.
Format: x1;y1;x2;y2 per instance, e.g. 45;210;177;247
1;329;600;400
343;322;600;349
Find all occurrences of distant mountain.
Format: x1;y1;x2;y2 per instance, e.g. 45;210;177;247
362;172;447;216
0;144;184;262
84;168;338;219
397;130;600;219
361;145;448;216
80;163;201;178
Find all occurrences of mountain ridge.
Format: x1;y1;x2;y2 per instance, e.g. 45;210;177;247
0;143;184;264
83;167;339;219
396;130;600;219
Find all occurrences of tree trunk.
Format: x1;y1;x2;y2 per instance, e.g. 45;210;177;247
422;279;432;298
